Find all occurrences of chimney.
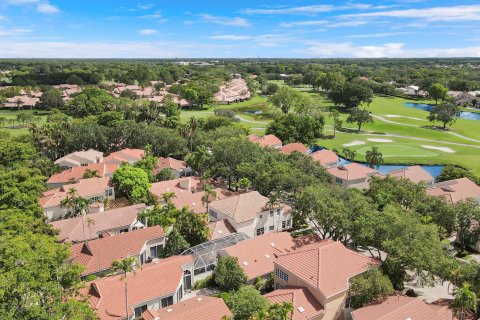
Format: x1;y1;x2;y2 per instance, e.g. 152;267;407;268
179;178;191;191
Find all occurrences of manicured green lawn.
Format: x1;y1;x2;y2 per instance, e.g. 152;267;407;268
0;109;48;136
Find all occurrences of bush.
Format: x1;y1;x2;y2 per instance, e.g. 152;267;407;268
214;256;247;291
194;274;215;289
84;274;97;281
214;108;236;119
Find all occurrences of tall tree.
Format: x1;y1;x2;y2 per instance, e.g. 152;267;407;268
161;228;190;257
427;102;461;129
349;267;394;308
111;256;138;320
215;256;248;291
452;283;477;320
112;165;151;203
346;107;373;132
428;83;448;105
365;146;384;169
269;86;302;114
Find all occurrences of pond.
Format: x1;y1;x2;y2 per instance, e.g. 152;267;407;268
404;102;480;121
243;110;264;115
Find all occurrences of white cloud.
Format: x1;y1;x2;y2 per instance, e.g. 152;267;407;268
302;41;480;58
140;11;162;19
279;20;328;28
328;20;368;28
339;5;480;22
138;29;158;35
0;28;33;36
198;14;250;27
242;3;373;15
211;35;253;40
36;2;59;14
346;31;413;38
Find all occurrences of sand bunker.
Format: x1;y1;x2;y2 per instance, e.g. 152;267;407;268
367;138;393;143
343;140;365;147
385;114;424;121
422;145;455;153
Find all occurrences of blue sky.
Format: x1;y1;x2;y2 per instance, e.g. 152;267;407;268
1;0;480;58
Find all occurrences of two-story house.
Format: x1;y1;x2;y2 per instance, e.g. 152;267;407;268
327;163;380;190
310;149;339;168
155;157;192;179
84;255;194;320
208;191;292;238
69;225;165;278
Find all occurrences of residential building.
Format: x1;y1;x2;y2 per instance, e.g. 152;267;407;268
310;150;339;168
218;232;302;281
208;191;292;238
351;296;457;320
50;203;148;243
327;163;380;189
385;165;434;185
213;79;251;104
150;177;233;214
69;225;165;277
84;255;194;320
273;240;374;320
426;177;480;204
47;162;107;188
279;143;308;155
54;149;103;169
248;134;283;149
208;219;236;240
265;287;324;320
142;295;233;320
39;177;115;221
4;96;39;109
453;92;476;106
155;157;191;179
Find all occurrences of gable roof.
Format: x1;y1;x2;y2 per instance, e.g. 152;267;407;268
351;296;457;320
104;148;144;164
280;143;308;155
386;165;434;184
51;203;147;243
426;177;480;204
208;219;236;240
156;157;187;172
209;191;279;223
70;225;165;276
275;240;374;298
47;163;106;184
142;295;232;320
327;163;379;181
85;255;193;320
248;134;282;148
310;150;339;167
54;149;103;166
265;287;324;320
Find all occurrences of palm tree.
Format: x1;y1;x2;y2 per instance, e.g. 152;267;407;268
111;256;138;320
83;169;100;179
86;217;95;243
342;147;356;162
187;117;198;152
365;146;384;169
201;184;217;213
161;192;176;205
452;283;477;320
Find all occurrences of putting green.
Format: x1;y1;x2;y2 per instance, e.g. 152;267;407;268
354;144;440;158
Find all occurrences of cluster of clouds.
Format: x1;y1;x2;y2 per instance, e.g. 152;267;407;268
2;0;59;14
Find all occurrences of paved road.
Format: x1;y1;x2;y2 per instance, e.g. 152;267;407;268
234;115;268;125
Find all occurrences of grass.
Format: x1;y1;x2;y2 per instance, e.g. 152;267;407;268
0;109;48;136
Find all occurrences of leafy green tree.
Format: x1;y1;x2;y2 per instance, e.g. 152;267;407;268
330;110;343;138
176;210;210;246
111;256;138;320
452;283;477;320
327;81;373;109
68;86;115;117
38;88;64;110
346;107;373;132
365;146;384;169
215;256;248;291
262;82;279;95
162;228;190;257
342;147;356;161
453;199;480;250
133;154;158;182
112;165;151;203
225;286;269;320
320;70;346;92
119;89;138;100
349;267;394;308
269;86;302;114
428;83;448;105
437;165;479;185
185;145;210;175
157;168;175;181
266;113;324;145
162;94;181;117
427;102;461;129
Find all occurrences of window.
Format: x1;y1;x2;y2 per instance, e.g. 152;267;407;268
209;210;217;219
282;221;286;229
140;251;146;265
134;305;147;318
161;296;173;308
105;188;113;197
150;244;163;258
177;284;183;302
256;227;265;236
275;268;289;282
119;228;129;234
269;226;274;231
91;196;101;202
269;212;273;217
287;219;291;227
81;163;88;167
183;270;192;290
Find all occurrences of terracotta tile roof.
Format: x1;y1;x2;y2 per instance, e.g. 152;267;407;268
54;149;103;166
275;240;374;298
385;165;434;184
208;219;236;240
70;226;165;275
327;163;379;181
156;157;187;172
310;150;339;167
104;148;144;164
280;143;308;155
426;177;480;204
142;295;232;320
150;177;233;214
5;95;40;107
351;296;457;320
85;255;193;320
50;203;147;243
39;177;112;208
213;79;251;103
264;287;324;320
209;191;279;223
248;134;282;148
47;163;106;184
221;232;320;280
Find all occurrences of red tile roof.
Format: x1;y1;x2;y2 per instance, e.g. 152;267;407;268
47;163;106;184
156;157;187;172
51;203;147;243
351;296;457;320
70;226;164;275
385;165;434;184
280;143;308;155
275;240;374;298
248;134;282;148
310;150;339;167
142;295;232;320
85;255;193;320
208;219;236;240
104;148;144;164
426;177;480;204
326;163;379;181
265;287;324;320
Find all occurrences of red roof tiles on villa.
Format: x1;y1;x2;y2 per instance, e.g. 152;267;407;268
426;177;480;204
385;165;434;184
248;134;282;148
326;163;379;181
310;150;339;167
265;287;324;320
47;162;106;184
280;143;308;155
